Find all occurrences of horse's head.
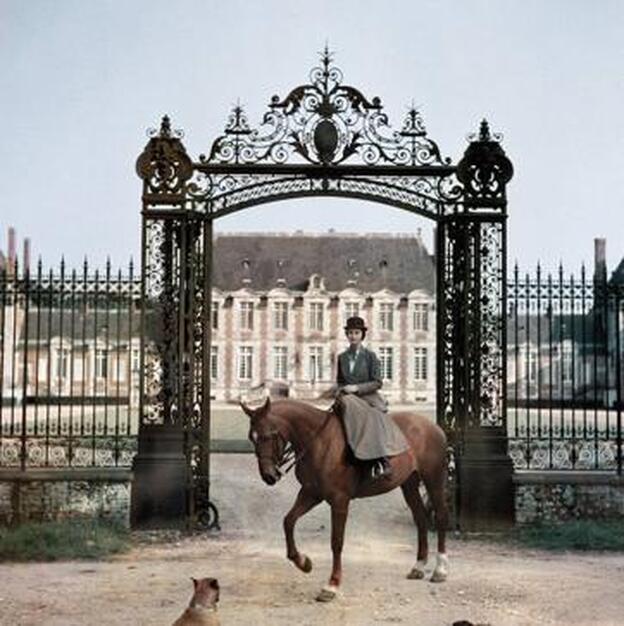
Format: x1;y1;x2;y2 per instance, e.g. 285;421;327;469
240;397;286;486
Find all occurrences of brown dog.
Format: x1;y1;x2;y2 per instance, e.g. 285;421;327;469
172;577;220;626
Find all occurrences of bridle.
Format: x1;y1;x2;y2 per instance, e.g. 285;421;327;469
251;408;335;477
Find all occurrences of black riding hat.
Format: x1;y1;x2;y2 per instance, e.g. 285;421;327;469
344;316;367;332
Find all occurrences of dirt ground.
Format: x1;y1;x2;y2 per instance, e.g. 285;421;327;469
1;455;624;626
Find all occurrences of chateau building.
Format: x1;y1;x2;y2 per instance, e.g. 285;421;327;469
209;232;436;405
3;232;436;409
4;234;623;413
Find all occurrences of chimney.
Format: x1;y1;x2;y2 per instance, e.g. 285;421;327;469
23;237;31;273
593;238;608;346
276;259;286;287
594;238;607;284
8;227;16;273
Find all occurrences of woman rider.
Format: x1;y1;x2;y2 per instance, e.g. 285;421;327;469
335;316;408;479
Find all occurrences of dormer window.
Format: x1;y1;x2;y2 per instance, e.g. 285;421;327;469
273;302;288;330
413;303;429;331
309;302;324;331
240;301;254;330
345;301;359;321
379;302;394;331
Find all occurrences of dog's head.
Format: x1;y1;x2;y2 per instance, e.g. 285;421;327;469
190;577;220;609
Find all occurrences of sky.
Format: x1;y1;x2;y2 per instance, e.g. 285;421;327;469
1;0;624;276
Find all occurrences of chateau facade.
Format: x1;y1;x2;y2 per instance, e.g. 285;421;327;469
4;234;623;412
209;232;436;405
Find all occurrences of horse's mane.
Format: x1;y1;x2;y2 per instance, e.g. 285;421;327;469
270;398;330;422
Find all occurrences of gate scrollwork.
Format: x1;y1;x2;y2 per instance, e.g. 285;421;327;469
135;49;513;528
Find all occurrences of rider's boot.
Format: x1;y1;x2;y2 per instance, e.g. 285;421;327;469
371;457;393;479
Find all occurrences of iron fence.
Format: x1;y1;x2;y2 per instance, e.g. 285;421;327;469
2;257;622;474
0;260;141;468
507;265;623;473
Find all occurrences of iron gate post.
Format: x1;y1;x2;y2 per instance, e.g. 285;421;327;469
131;116;219;527
449;120;515;530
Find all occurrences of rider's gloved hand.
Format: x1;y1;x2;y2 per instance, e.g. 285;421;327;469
341;384;359;394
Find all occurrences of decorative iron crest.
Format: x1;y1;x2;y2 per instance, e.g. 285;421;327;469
456;119;514;205
136;116;194;201
201;49;448;167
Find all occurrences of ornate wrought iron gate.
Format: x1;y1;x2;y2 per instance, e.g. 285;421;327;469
134;51;513;529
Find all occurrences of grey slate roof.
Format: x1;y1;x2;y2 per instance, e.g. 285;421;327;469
19;310;142;342
506;313;603;346
213;233;435;293
610;258;624;285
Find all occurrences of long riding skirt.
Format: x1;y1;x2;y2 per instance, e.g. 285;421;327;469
339;395;409;460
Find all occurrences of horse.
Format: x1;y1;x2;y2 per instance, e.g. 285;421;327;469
240;396;450;602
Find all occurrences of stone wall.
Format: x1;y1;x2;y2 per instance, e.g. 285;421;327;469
0;469;132;527
514;471;624;524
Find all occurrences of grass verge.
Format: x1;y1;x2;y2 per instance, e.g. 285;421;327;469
0;518;131;562
509;520;624;551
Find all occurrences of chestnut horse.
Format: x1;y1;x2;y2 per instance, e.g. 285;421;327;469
240;397;449;602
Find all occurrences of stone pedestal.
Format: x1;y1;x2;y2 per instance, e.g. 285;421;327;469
457;426;514;531
131;424;187;529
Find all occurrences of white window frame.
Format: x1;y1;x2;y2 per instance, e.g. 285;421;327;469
239;301;254;331
238;346;253;381
95;348;108;379
309;302;324;332
379;303;394;331
379;346;394;381
524;347;538;383
414;347;428;381
344;301;360;321
562;348;573;383
131;348;140;372
273;302;289;331
413;303;429;331
210;345;218;381
273;346;288;380
55;348;70;379
72;352;83;381
308;346;324;382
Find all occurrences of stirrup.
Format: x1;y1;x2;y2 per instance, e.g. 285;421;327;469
371;459;392;479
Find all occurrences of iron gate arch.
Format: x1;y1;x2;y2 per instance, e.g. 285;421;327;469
133;50;514;529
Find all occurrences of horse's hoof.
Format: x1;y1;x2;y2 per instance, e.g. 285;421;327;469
406;567;426;580
300;555;312;573
316;585;338;602
430;570;447;583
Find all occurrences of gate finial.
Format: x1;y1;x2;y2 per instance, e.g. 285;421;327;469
136;114;192;203
479;118;491;142
160;115;172;138
457;119;513;204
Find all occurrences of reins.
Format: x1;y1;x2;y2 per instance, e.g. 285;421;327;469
275;407;336;476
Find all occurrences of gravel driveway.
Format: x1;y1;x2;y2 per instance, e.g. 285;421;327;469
1;454;623;625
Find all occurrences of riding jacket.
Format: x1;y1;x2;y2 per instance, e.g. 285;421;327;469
336;346;388;413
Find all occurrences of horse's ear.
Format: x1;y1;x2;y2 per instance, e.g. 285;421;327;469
260;396;271;415
240;400;255;418
191;577;198;589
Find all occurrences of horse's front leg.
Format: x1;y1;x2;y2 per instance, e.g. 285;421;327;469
316;497;350;602
284;488;321;573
